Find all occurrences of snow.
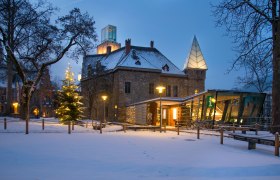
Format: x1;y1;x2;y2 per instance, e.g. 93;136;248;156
1;117;280;180
116;48;185;75
84;46;185;77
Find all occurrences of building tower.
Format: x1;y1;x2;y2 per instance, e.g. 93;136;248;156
97;25;121;54
183;36;208;94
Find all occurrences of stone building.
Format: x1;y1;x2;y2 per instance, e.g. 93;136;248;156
81;26;208;123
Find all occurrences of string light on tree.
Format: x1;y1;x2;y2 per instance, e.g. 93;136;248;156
56;64;84;133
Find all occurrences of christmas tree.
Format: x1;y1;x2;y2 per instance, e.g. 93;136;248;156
56;65;83;124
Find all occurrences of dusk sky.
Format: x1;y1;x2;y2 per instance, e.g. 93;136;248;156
50;0;242;90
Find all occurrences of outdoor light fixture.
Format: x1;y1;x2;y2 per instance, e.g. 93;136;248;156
33;108;39;118
156;86;165;94
12;102;19;114
101;95;108;101
156;85;166;133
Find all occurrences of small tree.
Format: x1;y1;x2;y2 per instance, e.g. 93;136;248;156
56;65;83;127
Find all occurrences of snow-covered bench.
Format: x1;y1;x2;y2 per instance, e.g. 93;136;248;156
220;125;259;135
228;132;280;156
126;125;160;132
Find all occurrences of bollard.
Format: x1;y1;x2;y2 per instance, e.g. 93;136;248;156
123;124;126;133
255;123;259;135
72;121;74;131
177;122;180;136
197;125;200;139
164;122;167;133
4;118;7;130
68;121;71;134
86;121;88;128
275;132;279;156
220;128;224;144
100;121;102;134
94;122;97;130
42;119;45;130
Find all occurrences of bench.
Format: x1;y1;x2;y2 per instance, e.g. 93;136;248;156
220;125;258;135
228;132;280;156
125;125;160;132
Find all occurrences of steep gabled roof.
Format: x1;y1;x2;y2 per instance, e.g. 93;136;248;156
83;46;185;76
183;36;207;70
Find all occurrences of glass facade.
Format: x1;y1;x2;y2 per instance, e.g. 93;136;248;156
127;90;267;126
183;90;266;125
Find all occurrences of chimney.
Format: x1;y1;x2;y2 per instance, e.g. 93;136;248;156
150;41;154;48
125;39;131;54
106;46;112;54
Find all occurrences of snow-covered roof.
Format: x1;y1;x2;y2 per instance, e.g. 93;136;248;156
183;36;207;70
83;46;185;77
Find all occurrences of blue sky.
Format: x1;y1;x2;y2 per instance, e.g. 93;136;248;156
50;0;243;89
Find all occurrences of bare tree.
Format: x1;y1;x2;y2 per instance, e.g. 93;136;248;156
81;63;111;122
236;45;272;92
0;0;97;134
212;0;280;133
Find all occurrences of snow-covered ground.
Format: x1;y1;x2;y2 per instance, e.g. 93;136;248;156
0;117;280;180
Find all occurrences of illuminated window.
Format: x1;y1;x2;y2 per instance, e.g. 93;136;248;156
173;108;177;120
163;109;167;119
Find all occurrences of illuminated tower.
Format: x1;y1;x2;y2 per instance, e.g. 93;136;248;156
183;36;208;94
97;25;121;54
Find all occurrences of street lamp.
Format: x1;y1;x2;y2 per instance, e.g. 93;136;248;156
156;85;165;133
12;102;19;114
101;95;108;134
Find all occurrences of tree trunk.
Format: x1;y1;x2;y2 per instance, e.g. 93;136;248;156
271;15;280;133
5;57;13;115
20;85;31;134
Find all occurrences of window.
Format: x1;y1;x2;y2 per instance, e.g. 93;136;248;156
162;64;169;71
87;65;93;77
166;85;171;97
125;82;131;94
149;83;154;94
173;86;178;97
105;106;108;117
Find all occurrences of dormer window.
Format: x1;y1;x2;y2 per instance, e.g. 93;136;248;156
162;64;169;71
135;60;141;65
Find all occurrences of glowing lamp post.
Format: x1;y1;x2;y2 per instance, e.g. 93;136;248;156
33;108;39;119
12;102;19;114
156;85;165;133
101;95;108;134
